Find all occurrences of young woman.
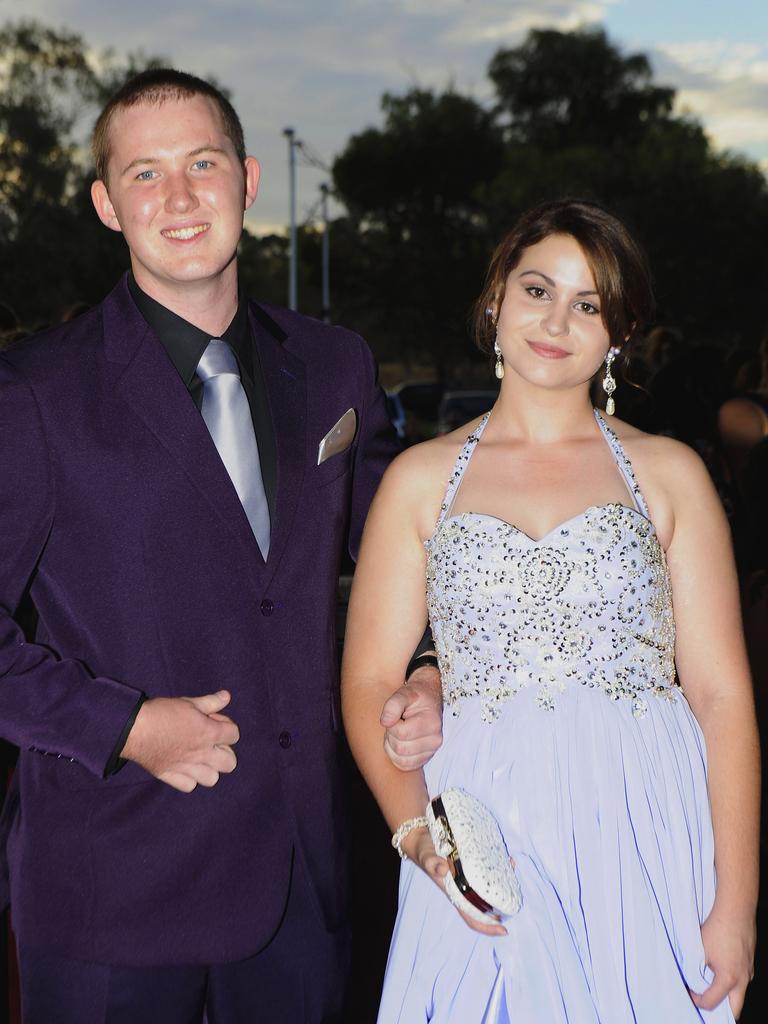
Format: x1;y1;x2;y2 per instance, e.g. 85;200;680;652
342;200;759;1022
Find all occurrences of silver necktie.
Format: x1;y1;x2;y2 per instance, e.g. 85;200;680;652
196;339;270;557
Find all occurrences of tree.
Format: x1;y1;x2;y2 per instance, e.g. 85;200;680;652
0;20;166;323
0;22;97;246
332;88;504;371
489;27;674;150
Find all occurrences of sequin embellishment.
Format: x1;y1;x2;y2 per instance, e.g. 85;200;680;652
425;412;677;720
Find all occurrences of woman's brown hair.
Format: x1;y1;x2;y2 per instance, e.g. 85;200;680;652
474;199;655;358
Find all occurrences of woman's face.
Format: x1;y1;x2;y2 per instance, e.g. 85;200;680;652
495;233;612;393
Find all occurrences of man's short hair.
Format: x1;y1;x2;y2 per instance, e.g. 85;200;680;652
92;68;246;182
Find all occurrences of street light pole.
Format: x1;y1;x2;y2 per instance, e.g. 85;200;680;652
320;183;330;323
283;127;298;311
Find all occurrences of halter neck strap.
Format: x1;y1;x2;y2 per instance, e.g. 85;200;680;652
433;413;491;530
593;410;649;516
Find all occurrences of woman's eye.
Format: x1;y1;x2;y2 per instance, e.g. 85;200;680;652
525;286;548;299
577;301;600;315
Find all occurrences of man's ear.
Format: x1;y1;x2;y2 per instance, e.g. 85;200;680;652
90;180;122;233
243;157;260;212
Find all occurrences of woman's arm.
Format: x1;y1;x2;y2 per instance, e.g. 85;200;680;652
342;449;433;834
661;439;760;1018
341;446;506;936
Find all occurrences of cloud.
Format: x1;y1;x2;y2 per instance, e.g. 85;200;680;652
437;0;619;43
653;39;768;159
655;40;768;85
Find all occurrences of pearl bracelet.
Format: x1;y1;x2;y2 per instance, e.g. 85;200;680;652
391;815;429;860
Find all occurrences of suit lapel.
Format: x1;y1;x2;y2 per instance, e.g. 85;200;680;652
102;278;269;587
248;303;307;586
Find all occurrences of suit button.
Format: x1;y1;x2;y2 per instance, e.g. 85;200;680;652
278;731;292;749
260;598;274;616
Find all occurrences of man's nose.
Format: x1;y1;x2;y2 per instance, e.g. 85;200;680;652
164;175;199;214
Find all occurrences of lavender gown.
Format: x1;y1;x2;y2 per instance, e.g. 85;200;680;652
378;411;733;1023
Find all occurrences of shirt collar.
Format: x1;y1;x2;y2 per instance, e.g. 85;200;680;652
128;273;253;387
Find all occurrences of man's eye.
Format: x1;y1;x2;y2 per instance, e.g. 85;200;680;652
136;170;155;181
194;160;211;170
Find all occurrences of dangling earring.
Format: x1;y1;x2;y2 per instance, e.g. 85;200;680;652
486;305;504;380
602;345;621;415
494;336;505;380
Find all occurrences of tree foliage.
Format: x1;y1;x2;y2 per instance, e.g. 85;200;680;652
0;20;168;322
489;27;674;148
335;89;504;232
332;88;504;369
0;22;97;243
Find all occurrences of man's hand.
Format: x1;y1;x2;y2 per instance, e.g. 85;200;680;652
121;690;240;792
380;666;443;771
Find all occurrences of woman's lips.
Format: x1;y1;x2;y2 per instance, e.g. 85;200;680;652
527;340;570;359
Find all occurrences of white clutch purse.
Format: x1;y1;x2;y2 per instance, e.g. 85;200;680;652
426;788;522;924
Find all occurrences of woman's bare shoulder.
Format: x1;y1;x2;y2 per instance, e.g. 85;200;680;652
386;417;483;478
376;417;485;507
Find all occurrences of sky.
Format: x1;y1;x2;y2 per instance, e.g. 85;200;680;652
6;0;768;238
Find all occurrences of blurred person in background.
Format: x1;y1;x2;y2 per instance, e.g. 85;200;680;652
738;438;768;705
642;324;680;381
718;337;768;478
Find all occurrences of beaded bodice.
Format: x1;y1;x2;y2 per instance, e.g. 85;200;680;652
425;411;677;721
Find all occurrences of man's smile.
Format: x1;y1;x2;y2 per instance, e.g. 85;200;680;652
161;223;211;240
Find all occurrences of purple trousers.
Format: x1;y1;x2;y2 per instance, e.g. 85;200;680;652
18;853;350;1023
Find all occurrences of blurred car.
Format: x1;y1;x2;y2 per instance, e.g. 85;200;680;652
386;380;443;444
385;391;408;440
436;389;498;434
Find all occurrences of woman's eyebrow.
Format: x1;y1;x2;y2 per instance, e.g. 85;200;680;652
518;269;597;296
519;269;555;286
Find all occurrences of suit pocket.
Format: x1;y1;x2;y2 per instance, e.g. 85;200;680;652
29;751;155;791
315;445;353;488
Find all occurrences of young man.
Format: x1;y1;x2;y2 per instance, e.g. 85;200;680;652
0;69;439;1023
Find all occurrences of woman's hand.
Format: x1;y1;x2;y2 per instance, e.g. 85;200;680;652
690;905;755;1019
401;827;508;937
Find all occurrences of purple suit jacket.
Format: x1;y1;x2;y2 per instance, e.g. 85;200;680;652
0;276;397;965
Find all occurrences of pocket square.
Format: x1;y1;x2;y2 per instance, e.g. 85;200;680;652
318;408;357;465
